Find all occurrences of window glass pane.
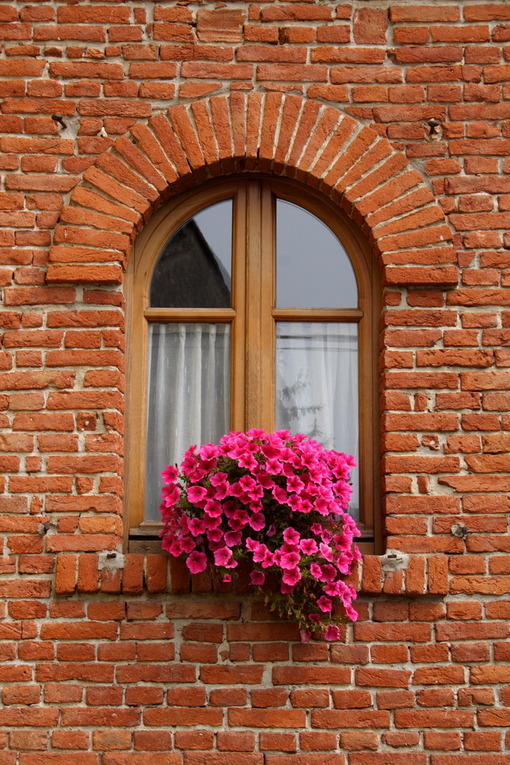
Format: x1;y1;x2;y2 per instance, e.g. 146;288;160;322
150;199;232;308
276;322;359;518
276;199;357;309
145;322;230;521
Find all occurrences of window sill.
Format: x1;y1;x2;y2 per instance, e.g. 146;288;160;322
128;521;377;554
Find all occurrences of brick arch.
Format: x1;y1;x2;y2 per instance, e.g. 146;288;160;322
46;92;456;287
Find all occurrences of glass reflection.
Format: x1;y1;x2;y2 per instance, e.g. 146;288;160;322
150;199;233;308
276;199;358;309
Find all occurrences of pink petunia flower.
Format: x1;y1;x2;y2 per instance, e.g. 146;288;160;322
239;475;257;492
248;512;265;531
283;527;300;546
261;549;275;568
279;551;301;570
282;567;302;586
204;500;223;517
199;443;219;460
161;538;184;556
214;546;233;567
229;481;244;498
335;552;352;574
210;471;228;486
252;467;274;489
319;543;333;561
247;428;266;439
267;458;283;475
320;564;338;583
310;563;323;580
180;537;196;554
161;464;179;484
188;517;205;537
225;530;242;547
272;485;287;504
292;496;312;513
202;515;221;531
210;481;229;500
317;595;333;612
250;570;265;586
237;452;258;471
162;485;180;507
186;551;207;573
287;474;304;493
299;538;318;555
187;486;208;505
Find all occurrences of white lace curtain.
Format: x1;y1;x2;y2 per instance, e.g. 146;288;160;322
276;322;359;517
145;321;358;521
145;323;230;520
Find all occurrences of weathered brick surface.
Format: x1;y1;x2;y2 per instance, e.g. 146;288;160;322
0;1;510;761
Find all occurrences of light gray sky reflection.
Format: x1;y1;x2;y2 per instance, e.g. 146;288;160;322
192;197;358;309
276;200;358;309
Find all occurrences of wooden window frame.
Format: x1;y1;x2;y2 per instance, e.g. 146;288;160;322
125;176;381;553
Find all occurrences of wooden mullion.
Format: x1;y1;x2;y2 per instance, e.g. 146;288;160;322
244;181;264;429
259;182;276;430
231;183;247;431
243;181;276;431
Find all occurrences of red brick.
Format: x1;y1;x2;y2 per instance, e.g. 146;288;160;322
354;9;388;45
260;5;333;22
464;731;502;751
228;708;306;729
184;756;262;765
312;710;391;729
356;668;411;688
265;756;341;765
197;10;244;43
10;731;48;751
390;6;460;22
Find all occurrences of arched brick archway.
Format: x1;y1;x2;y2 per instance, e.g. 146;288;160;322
46;92;456;288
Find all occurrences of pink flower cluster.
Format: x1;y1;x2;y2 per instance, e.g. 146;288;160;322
160;429;361;639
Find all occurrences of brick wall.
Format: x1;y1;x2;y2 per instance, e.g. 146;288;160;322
1;1;510;762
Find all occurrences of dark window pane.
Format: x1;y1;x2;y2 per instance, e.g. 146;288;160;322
150;199;232;308
276;199;357;309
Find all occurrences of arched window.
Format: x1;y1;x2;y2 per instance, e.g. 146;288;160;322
127;178;379;552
